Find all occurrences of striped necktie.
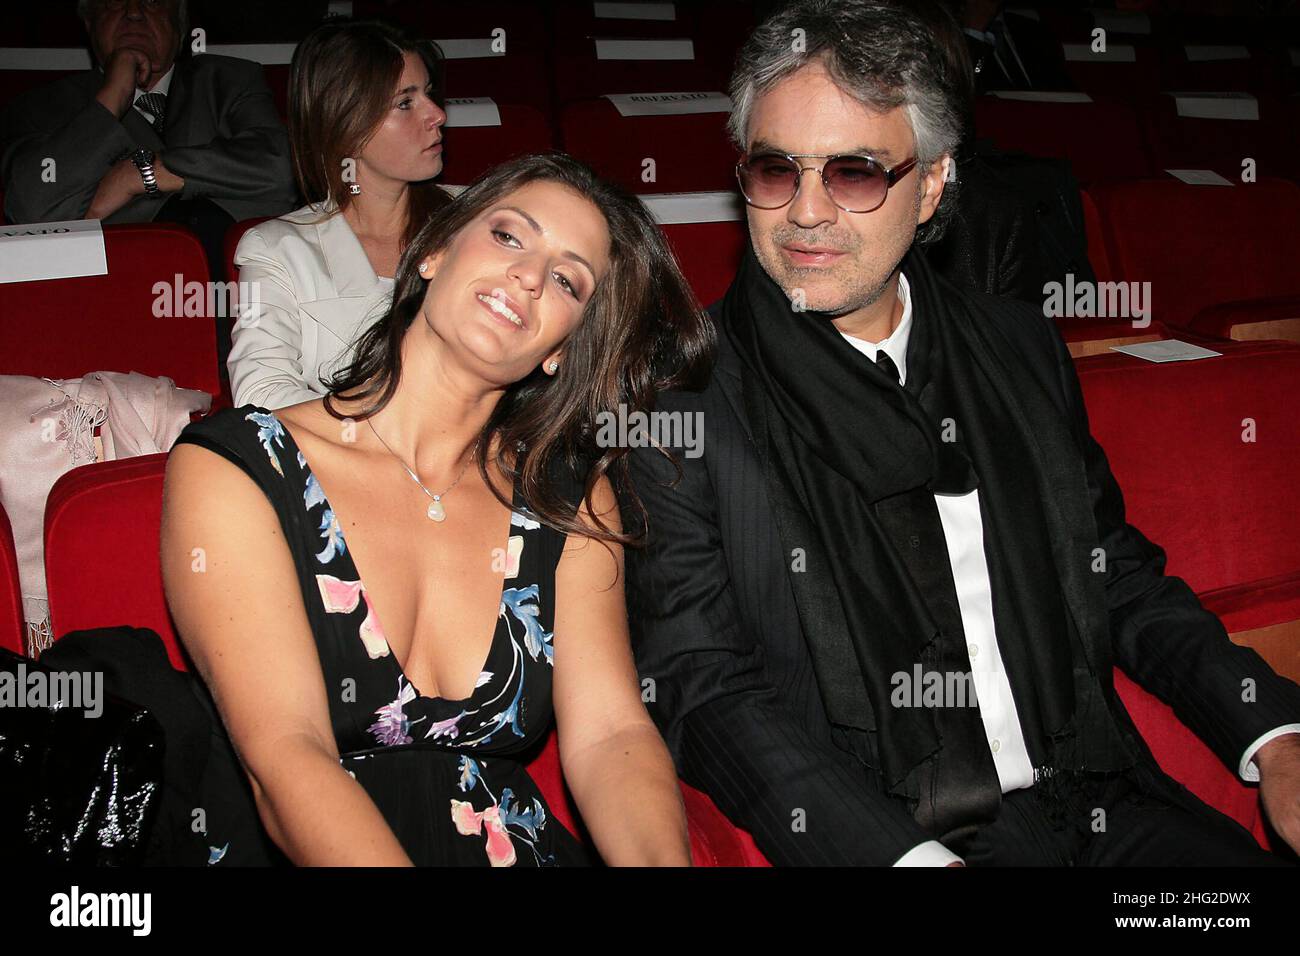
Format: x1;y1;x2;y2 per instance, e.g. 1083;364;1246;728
134;91;167;127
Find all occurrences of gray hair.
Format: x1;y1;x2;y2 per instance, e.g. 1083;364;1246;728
727;0;966;243
79;0;190;39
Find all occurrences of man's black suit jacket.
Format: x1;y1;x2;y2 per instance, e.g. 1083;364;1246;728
623;285;1300;866
1;53;296;226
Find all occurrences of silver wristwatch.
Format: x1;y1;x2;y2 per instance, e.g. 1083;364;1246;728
129;148;160;195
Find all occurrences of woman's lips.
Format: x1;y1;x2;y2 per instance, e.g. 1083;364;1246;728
476;293;527;332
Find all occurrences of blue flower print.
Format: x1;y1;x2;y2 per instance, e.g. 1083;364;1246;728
501;585;553;666
245;411;285;476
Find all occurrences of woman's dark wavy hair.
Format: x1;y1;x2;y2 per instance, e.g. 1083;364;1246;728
323;152;716;547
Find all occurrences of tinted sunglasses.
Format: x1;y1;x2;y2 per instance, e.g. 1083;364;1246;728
735;152;919;213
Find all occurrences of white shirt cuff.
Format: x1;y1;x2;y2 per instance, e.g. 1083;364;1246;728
893;840;964;867
1238;725;1300;782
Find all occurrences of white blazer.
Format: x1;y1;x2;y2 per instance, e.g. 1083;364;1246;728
227;202;396;410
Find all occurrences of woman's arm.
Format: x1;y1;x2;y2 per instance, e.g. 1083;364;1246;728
552;474;692;866
160;442;412;865
227;226;327;411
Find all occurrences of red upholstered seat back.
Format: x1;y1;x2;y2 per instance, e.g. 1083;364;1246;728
44;454;188;669
1086;177;1300;330
1075;341;1300;595
560;98;735;194
0;223;219;397
659;218;746;309
439;104;554;187
973;95;1155;183
0;503;25;655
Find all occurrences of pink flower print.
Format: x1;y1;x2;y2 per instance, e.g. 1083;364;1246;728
450;800;517;867
504;535;524;580
316;574;389;659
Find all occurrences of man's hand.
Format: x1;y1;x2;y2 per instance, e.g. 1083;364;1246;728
95;46;160;118
85;157;145;220
1257;733;1300;853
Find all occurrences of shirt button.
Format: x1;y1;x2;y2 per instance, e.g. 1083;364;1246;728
991;738;1001;753
968;643;979;658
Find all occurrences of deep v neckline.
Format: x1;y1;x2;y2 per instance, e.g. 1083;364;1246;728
270;410;519;705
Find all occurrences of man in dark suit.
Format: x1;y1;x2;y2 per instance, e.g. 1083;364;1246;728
623;0;1300;866
0;0;295;234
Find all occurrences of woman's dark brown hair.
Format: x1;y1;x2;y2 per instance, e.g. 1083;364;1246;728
287;17;452;250
323;152;716;547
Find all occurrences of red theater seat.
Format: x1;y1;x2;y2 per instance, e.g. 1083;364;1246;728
42;450;751;864
560;97;734;193
1086;177;1300;333
0;223;220;398
552;37;729;104
44;455;185;669
974;94;1155;183
440;102;553;187
0;503;25;656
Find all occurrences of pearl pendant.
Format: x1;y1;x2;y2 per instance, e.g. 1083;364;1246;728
427;497;446;522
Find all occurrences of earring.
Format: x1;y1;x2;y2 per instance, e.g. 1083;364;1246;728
547;361;559;373
418;262;428;273
348;183;361;195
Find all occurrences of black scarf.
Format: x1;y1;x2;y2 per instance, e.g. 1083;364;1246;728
723;241;1135;838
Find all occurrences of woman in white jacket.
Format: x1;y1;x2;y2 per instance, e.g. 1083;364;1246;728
228;18;452;410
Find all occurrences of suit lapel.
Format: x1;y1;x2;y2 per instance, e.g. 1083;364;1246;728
159;59;194;147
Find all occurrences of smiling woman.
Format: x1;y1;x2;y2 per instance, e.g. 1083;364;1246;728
160;150;715;867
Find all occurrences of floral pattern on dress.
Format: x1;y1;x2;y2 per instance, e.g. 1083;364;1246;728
245;411;286;477
316;574;389;659
450;756;553;866
247;410;567;864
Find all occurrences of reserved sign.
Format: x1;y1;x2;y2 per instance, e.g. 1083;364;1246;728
0;219;107;284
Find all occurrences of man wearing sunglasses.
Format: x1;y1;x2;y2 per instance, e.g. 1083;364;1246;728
624;0;1300;867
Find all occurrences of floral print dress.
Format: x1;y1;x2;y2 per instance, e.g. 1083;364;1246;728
175;406;591;866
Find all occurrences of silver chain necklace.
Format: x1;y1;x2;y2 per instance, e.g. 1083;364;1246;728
366;417;478;523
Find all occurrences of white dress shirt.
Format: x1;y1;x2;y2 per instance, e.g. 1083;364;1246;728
838;273;1299;866
132;66;174;125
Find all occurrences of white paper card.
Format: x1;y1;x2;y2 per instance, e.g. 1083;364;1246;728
444;97;502;127
208;43;296;64
593;2;676;20
435;38;504;60
1165;168;1233;186
0;219;107;284
1111;339;1222;363
1185;44;1251;62
989;90;1093;103
1172;92;1258;121
1063;43;1136;63
0;47;91;70
595;38;694;60
605;91;730;115
1092;11;1151;35
640;191;743;224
